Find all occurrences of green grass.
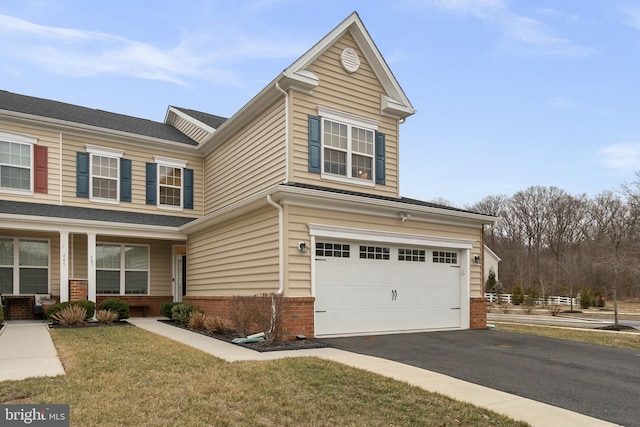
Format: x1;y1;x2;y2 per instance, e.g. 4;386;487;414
494;322;640;350
0;326;529;426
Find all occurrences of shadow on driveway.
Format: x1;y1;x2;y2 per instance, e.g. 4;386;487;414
320;329;640;427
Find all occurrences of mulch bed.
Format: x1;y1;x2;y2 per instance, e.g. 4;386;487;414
158;319;328;352
597;324;636;331
48;320;133;329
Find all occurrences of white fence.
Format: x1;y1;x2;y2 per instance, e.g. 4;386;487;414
484;293;577;306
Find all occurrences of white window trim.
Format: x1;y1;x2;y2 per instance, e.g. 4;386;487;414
316;107;378;186
0;130;36;195
0;237;50;295
154;156;187;211
85;145;123;204
96;243;150;296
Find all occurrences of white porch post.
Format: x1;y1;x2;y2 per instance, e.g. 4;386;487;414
87;233;97;304
59;231;69;302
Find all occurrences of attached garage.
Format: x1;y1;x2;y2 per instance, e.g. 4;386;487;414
309;225;474;337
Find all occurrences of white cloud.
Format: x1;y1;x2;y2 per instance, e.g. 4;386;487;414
549;97;577;109
599;143;640;170
621;8;640;31
418;1;593;57
0;14;306;85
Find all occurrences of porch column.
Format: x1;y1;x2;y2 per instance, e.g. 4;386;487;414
87;233;97;304
59;231;69;302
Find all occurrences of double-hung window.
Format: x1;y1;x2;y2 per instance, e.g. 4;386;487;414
319;107;377;183
0;131;37;192
0;238;49;294
96;244;149;295
87;146;123;202
146;156;193;210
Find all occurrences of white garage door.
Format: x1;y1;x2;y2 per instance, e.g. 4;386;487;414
314;241;463;337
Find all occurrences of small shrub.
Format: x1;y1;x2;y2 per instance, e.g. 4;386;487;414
203;315;225;334
46;300;94;320
188;311;207;331
98;298;129;320
579;290;592;309
51;305;87;326
547;304;562;316
160;302;176;319
0;306;4;326
229;296;254;338
96;309;118;324
512;284;524;305
171;303;202;325
500;303;512;314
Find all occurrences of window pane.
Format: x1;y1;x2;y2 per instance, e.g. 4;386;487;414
19;268;48;294
352;127;374;155
0;239;14;266
159;187;181;206
352;154;372;180
0;267;12;293
92;177;118;199
1;165;30;190
97;270;120;294
125;271;148;294
324;120;348;150
19;240;48;267
323;148;346;176
125;246;148;269
96;245;120;269
159;165;182;206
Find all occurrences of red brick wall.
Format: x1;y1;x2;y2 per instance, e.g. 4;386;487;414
2;296;35;320
70;280;88;301
470;297;487;329
96;295;173;317
183;296;315;341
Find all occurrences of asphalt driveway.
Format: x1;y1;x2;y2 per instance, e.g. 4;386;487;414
320;330;640;427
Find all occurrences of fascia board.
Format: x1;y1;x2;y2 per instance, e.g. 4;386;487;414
0;110;199;156
166;106;217;133
0;214;187;240
271;186;497;228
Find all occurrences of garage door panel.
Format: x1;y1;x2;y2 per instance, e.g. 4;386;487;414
315;241;463;337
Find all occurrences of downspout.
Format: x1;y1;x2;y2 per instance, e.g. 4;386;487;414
274;82;289;183
266;194;284;295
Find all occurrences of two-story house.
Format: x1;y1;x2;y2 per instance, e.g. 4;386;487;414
0;12;496;337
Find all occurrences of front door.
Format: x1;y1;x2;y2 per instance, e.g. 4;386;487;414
173;246;187;303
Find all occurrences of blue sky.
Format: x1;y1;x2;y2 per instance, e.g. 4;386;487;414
1;0;639;207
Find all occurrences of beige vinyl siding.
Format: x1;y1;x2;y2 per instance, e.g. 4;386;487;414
0;120;203;217
289;33;400;198
285;205;484;297
203;100;286;213
0;122;62;204
187;206;279;295
60;132;203;216
166;114;210;144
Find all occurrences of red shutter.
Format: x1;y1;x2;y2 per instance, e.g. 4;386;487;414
34;145;48;194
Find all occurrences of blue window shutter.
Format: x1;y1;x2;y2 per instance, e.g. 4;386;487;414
120;158;132;202
375;132;386;185
146;162;157;205
308;115;321;173
184;168;194;209
76;152;89;198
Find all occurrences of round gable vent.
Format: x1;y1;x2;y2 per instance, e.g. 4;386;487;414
340;48;360;73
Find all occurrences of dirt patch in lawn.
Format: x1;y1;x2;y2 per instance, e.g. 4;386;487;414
48;321;133;329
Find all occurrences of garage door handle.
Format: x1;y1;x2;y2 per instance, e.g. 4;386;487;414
450;307;460;310
391;289;397;301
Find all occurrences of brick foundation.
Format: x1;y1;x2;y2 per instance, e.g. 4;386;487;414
1;295;35;320
95;295;173;317
69;280;88;301
183;296;315;341
470;297;487;329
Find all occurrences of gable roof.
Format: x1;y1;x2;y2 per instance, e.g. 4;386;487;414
170;107;227;130
0;90;197;146
281;11;415;119
198;12;415;153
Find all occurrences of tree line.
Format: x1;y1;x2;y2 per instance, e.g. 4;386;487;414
464;176;640;300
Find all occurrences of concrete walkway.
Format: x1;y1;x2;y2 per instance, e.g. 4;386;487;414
0;318;619;426
0;320;65;381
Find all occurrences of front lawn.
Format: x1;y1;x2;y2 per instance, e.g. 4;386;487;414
0;327;528;426
494;322;640;350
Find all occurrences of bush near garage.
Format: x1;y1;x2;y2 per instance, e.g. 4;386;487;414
160;301;176;319
171;303;202;325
